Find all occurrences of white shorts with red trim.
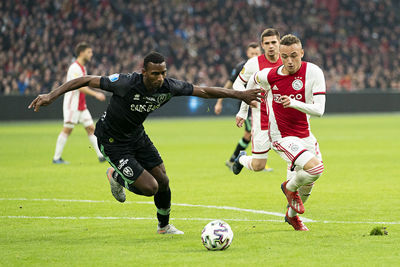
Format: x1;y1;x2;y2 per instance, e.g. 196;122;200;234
272;134;322;169
251;128;271;159
63;109;93;128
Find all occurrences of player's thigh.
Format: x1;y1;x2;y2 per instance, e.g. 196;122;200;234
301;134;323;162
251;129;271;156
79;109;94;128
272;137;315;169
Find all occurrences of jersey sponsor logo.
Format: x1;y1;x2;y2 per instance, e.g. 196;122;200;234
108;73;120;82
134;94;140;101
273;93;303;103
130;103;160;113
117;158;129;170
292;79;303;90
123;166;134;177
272;85;278;90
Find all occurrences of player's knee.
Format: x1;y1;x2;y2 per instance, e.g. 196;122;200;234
252;160;266;171
157;175;169;191
305;162;324;181
141;183;159;196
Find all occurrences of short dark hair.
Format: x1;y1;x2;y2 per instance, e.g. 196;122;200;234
260;28;280;42
143;51;165;69
280;34;302;46
75;42;91;57
247;42;259;50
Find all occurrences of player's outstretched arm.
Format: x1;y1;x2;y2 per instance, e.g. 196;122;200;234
28;76;101;112
214;80;233;115
192;86;261;105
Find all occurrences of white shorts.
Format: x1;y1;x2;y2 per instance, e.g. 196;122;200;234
272;134;322;169
251;129;271;159
63;108;93;128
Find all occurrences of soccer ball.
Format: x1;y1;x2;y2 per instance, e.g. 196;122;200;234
201;220;234;251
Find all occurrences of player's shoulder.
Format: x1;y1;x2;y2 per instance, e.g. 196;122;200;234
244;56;259;67
68;62;81;72
306;61;324;73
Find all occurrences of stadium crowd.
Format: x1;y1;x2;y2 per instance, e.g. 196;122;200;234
1;0;399;95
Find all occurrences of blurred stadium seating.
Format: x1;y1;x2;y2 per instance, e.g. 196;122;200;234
1;0;399;95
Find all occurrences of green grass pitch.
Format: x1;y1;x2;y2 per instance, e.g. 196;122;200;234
1;114;399;266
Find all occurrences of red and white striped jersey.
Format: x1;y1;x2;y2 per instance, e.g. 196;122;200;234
233;54;282;130
63;61;87;111
253;61;326;140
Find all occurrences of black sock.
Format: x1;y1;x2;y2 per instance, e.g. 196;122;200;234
230;137;250;162
154;188;171;228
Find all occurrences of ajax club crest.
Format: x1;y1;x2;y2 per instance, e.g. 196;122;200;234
292;79;303;90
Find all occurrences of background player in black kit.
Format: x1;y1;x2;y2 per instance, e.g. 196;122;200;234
214;42;261;170
29;52;262;235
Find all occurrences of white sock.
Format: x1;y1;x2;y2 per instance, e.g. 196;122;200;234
88;134;102;158
287;183;314;217
286;163;324;192
238;155;254;171
54;132;68;160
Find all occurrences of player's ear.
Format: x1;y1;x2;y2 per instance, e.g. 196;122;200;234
300;49;304;58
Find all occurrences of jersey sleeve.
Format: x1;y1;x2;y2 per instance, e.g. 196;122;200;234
166;78;194;96
253;68;271;90
100;73;132;96
311;64;326;96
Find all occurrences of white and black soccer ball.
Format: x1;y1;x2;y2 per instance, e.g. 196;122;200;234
201;220;233;251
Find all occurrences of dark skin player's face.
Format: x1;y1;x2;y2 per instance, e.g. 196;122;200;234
142;62;167;92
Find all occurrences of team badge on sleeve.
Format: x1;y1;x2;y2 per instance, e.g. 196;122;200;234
256;73;261;84
240;67;245;74
108;73;120;82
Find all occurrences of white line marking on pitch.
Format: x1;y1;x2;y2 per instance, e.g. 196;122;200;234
0;216;283;223
1;198;399;225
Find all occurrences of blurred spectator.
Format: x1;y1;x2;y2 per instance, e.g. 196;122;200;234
1;0;400;95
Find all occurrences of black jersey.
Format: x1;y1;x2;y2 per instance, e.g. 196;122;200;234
229;60;246;83
95;72;193;141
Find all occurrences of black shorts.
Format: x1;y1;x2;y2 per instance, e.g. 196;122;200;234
98;132;163;185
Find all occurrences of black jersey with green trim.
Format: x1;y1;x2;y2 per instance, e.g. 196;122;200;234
95;72;193;141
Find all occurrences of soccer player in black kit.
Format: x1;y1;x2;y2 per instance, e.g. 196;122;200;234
29;52;262;235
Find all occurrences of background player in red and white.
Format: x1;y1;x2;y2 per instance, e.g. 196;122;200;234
231;28;282;174
214;42;261;170
53;42;106;164
244;34;326;231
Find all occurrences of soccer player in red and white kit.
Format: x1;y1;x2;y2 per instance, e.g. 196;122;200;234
231;28;282;174
53;42;106;164
242;34;326;231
